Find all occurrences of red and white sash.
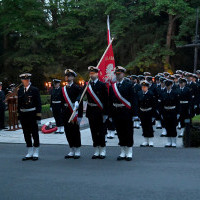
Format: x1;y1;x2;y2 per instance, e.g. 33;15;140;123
62;86;78;121
86;83;103;110
112;83;131;109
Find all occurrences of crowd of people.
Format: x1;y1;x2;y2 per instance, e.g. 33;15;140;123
0;67;200;162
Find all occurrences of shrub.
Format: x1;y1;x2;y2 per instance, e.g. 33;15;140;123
41;95;51;105
41;104;53;119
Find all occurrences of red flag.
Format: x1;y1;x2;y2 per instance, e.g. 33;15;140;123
98;15;115;84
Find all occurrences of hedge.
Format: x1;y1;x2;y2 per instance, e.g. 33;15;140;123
41;95;51;105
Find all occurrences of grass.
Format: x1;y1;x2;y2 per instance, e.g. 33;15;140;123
192;115;200;124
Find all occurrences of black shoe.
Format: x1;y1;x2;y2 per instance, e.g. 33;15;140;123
165;145;172;148
22;157;33;161
59;132;64;134
125;157;132;161
1;127;8;130
140;144;149;147
149;144;154;147
92;155;99;159
156;127;162;129
65;155;74;159
99;155;106;159
160;134;166;137
32;157;39;161
117;156;126;161
74;155;80;159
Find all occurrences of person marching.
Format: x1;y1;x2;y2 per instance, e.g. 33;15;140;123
0;82;6;130
62;69;83;159
109;66;138;161
17;73;41;161
138;80;156;147
177;78;192;138
85;66;108;159
159;79;180;148
50;79;64;134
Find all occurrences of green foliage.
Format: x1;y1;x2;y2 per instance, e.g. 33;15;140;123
41;95;51;105
42;104;52;119
183;126;200;147
0;0;200;87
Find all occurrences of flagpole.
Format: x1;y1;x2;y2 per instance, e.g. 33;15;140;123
68;38;114;123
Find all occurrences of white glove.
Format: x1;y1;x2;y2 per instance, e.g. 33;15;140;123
177;114;180;120
194;105;197;109
103;115;108;123
77;117;82;126
152;118;155;122
37;120;41;125
132;116;139;121
50;107;52;111
73;101;79;111
109;118;113;122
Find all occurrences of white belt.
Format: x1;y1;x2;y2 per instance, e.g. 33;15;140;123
52;101;61;104
87;102;98;107
140;107;152;112
113;103;125;107
20;107;36;112
180;101;188;104
164;106;176;110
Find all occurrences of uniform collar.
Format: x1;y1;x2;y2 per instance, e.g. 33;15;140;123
143;90;148;94
167;89;172;94
24;84;30;92
68;81;73;87
117;79;124;84
161;86;165;90
92;78;98;84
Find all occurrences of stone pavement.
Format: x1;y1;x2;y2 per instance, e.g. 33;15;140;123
0;116;183;147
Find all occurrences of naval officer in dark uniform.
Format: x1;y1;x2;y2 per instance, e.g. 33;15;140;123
17;73;41;161
109;66;138;161
159;79;180;148
85;66;108;159
138;80;156;147
177;78;192;137
157;77;167;137
50;79;64;134
130;75;141;129
61;69;83;159
0;82;6;130
86;66;108;159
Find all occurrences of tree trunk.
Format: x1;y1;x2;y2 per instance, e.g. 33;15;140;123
165;14;174;65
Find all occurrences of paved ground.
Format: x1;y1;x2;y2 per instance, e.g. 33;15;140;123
0;117;183;147
0;143;200;200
